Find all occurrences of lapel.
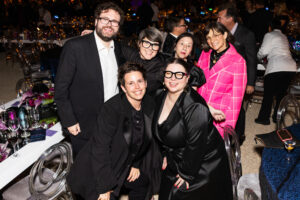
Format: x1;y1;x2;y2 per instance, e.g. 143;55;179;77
87;33;103;82
153;90;184;139
114;41;126;68
120;94;133;146
204;44;236;81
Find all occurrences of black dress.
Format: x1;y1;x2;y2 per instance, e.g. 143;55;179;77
153;88;233;200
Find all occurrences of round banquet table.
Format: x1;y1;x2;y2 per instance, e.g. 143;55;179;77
259;124;300;200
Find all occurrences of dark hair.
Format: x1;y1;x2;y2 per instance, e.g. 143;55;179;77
118;62;146;86
202;22;235;52
165;15;185;32
174;32;195;58
270;18;283;30
165;58;192;74
94;1;124;25
138;27;163;46
218;3;239;23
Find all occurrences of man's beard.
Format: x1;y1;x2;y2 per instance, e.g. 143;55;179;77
96;26;118;42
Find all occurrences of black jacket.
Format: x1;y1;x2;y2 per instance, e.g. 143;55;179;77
54;33;126;141
67;93;154;199
162;33;176;54
233;24;257;86
152;88;233;199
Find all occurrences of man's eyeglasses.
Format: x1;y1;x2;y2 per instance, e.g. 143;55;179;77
177;24;187;28
97;17;120;27
164;71;188;79
141;40;160;51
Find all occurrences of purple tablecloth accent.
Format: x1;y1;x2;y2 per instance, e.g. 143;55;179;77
46;129;57;136
11;101;20;107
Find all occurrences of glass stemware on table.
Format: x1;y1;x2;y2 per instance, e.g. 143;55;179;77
18;107;30;145
7;110;20;157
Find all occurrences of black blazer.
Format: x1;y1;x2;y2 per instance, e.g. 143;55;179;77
162;33;176;54
233;24;257;86
54;33;126;140
67;93;154;199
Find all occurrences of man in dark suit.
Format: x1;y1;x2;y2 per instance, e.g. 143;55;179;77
162;15;187;54
67;63;155;200
217;3;257;143
55;2;126;157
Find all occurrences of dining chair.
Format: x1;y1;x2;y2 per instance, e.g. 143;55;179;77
3;142;73;200
276;94;300;130
223;125;242;200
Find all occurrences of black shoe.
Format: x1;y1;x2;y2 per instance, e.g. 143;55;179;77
255;118;270;125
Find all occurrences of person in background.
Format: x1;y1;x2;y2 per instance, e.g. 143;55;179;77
197;22;247;137
273;1;290;33
55;2;126;157
67;63;155;200
153;58;232;199
240;0;256;28
217;2;256;143
150;0;159;28
255;19;297;125
248;0;272;43
162;15;187;54
136;0;154;32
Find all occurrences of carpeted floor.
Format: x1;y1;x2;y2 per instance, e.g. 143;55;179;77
0;52;277;176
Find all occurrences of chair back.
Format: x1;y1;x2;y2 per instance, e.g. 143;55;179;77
28;142;73;200
223;125;242;200
276;94;300;129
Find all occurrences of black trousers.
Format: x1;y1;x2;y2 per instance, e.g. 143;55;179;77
76;171;149;200
257;71;295;121
70;135;88;158
111;171;149;200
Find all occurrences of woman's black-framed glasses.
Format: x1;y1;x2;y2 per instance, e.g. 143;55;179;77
164;71;188;79
97;17;120;27
141;40;160;51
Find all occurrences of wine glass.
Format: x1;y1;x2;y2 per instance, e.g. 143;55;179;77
31;108;40;129
284;140;296;163
7;115;20;157
18;107;30;145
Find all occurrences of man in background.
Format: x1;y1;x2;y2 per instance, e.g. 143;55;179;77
217;3;257;143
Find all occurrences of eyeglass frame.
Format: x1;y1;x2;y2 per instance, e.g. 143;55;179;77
140;40;160;51
164;71;188;79
176;24;188;28
96;17;120;27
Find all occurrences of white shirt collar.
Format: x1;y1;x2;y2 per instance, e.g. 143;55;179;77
94;31;114;51
170;32;178;38
231;22;238;35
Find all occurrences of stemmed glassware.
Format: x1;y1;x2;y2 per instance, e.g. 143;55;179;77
7;111;20;156
18;107;30;145
30;108;40;129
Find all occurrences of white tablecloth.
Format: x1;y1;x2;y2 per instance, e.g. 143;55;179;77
0;99;65;190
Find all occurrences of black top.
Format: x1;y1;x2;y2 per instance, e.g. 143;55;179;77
130;109;144;158
209;45;230;69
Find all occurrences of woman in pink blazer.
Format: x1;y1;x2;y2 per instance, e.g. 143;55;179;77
197;22;247;137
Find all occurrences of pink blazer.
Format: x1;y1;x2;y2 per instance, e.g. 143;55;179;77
197;44;247;137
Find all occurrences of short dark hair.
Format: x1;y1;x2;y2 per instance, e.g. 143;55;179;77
202;22;235;52
175;32;195;57
165;58;192;74
138;27;163;46
218;3;239;23
270;18;283;30
165;15;185;32
94;1;124;25
118;62;146;86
